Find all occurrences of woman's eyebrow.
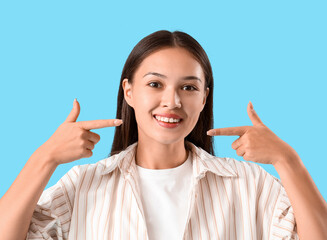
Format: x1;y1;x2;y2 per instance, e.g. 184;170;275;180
143;72;202;82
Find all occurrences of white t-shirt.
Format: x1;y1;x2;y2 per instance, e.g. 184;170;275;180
136;151;193;240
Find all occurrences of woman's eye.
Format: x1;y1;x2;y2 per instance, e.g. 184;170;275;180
148;82;197;91
182;85;197;91
148;82;161;88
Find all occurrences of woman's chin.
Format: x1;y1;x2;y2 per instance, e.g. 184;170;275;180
144;134;186;146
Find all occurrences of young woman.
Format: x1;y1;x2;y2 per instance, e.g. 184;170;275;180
0;30;326;240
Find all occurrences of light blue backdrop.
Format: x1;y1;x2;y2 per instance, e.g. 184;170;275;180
1;1;326;201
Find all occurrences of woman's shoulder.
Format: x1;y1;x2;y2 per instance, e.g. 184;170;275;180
66;154;119;177
189;142;282;185
64;143;139;180
224;157;280;181
219;156;288;197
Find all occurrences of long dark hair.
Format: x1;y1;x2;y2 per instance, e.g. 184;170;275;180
109;30;215;156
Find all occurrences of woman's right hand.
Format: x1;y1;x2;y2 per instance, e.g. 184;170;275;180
37;99;123;166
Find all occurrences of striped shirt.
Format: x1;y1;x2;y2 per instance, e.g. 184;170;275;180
26;141;299;240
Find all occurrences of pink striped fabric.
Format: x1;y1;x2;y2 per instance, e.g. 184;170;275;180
26;141;299;240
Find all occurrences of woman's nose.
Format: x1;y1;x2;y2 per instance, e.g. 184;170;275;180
162;88;182;109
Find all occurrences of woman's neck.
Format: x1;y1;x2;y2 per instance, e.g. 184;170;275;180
135;139;188;169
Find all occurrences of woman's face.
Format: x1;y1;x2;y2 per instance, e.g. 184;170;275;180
122;47;209;146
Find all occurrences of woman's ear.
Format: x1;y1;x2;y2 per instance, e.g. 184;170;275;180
122;78;134;108
203;87;210;105
200;87;209;112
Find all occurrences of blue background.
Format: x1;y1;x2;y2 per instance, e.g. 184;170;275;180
1;0;326;200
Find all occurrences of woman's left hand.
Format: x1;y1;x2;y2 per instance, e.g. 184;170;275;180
206;101;299;166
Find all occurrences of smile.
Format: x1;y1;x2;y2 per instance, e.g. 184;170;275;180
153;115;183;128
154;115;181;123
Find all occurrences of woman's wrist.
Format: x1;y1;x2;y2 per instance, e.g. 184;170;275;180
30;145;59;171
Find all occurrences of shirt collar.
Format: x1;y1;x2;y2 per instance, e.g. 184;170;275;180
100;141;238;179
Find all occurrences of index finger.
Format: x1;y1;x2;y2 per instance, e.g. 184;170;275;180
78;119;123;130
207;126;249;136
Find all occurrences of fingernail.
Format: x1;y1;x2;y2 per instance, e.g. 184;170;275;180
114;119;123;125
249;101;253;110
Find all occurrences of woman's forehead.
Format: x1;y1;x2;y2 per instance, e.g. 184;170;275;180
135;47;204;80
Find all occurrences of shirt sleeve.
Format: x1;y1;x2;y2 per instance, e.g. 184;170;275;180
26;165;80;240
269;175;299;240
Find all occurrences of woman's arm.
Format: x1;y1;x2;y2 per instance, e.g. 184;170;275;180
0;99;121;239
207;101;327;239
273;152;327;240
0;148;58;240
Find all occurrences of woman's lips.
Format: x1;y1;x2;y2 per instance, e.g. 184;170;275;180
153;115;183;128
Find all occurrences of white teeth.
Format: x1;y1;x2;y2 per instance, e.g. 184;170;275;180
155;115;181;123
